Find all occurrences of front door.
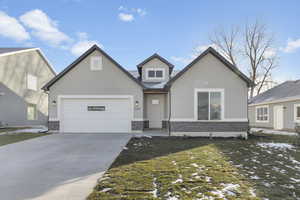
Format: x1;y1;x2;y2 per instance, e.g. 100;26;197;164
274;105;284;130
147;94;164;128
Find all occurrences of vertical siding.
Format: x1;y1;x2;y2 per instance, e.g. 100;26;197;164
170;53;248;120
249;100;300;130
141;58;170;82
0;50;55;126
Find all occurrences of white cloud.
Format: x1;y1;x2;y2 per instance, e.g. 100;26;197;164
134;8;147;16
20;9;71;46
118;13;134;22
70;32;102;56
0;11;30;41
264;48;276;58
118;6;146;22
282;38;300;53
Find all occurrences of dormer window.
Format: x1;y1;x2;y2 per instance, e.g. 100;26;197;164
146;68;164;80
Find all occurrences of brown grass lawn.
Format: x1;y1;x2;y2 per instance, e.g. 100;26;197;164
0;132;50;147
88;133;300;200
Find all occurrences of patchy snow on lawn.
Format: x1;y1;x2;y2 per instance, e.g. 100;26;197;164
100;188;112;193
172;174;183;184
251;128;298;136
257;142;295;150
6;126;48;134
191;163;199;168
165;191;179;200
210;183;240;199
151;178;158;198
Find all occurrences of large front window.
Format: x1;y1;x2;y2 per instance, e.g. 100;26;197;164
197;90;223;120
256;106;268;122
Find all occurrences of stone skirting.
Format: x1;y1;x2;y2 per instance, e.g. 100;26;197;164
48;121;59;130
143;120;149;129
170;121;249;132
162;120;169;129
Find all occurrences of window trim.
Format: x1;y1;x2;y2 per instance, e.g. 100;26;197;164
255;105;269;123
194;88;225;121
27;104;37;121
90;56;103;71
145;68;165;80
294;104;300;122
27;74;37;91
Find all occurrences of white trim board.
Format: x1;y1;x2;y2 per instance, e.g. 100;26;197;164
145;68;165;80
194;88;225;121
249;96;300;107
255;105;269;123
294;104;300;123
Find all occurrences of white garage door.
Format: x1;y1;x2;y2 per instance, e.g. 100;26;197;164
60;98;132;133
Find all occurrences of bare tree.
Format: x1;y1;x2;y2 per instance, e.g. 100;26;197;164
210;26;240;66
210;21;278;98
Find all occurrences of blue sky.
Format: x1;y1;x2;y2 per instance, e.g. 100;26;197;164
0;0;299;82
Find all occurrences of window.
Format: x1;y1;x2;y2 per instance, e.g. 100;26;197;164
27;74;37;91
294;104;300;122
146;68;164;79
256;106;269;122
91;56;103;71
27;104;37;120
196;89;223;120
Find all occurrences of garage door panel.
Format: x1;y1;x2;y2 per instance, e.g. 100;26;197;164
61;98;132;133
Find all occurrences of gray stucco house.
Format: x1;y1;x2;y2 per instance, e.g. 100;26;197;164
43;45;253;137
249;80;300;131
0;48;56;127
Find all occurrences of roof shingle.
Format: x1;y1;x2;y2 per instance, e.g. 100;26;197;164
250;80;300;104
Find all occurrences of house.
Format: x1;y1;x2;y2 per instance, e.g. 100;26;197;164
43;45;253;137
249;80;300;131
0;48;56;127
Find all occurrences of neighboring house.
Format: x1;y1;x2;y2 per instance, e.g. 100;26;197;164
249;80;300;131
0;48;56;127
43;45;253;137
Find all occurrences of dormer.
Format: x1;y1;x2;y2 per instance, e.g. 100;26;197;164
137;53;174;83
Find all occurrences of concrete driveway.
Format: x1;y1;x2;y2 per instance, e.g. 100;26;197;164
0;133;131;200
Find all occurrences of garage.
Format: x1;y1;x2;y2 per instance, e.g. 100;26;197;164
59;96;133;133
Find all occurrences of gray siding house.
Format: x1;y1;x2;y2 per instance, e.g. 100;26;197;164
43;45;253;137
249;80;300;131
0;48;56;127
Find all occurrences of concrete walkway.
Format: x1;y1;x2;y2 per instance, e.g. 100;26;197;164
0;133;131;200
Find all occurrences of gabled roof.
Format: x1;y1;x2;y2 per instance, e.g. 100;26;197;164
43;45;144;91
165;47;254;88
249;80;300;105
0;47;56;76
137;53;174;75
0;48;34;55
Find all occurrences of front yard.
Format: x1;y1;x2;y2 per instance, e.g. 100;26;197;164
0;132;50;147
88;134;300;200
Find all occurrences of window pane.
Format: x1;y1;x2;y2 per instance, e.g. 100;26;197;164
264;107;268;115
210;92;221;120
27;105;36;120
198;92;209;120
148;70;155;78
297;107;300;118
156;70;163;78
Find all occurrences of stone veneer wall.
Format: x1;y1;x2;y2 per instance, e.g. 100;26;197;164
170;121;249;132
48;121;59;131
